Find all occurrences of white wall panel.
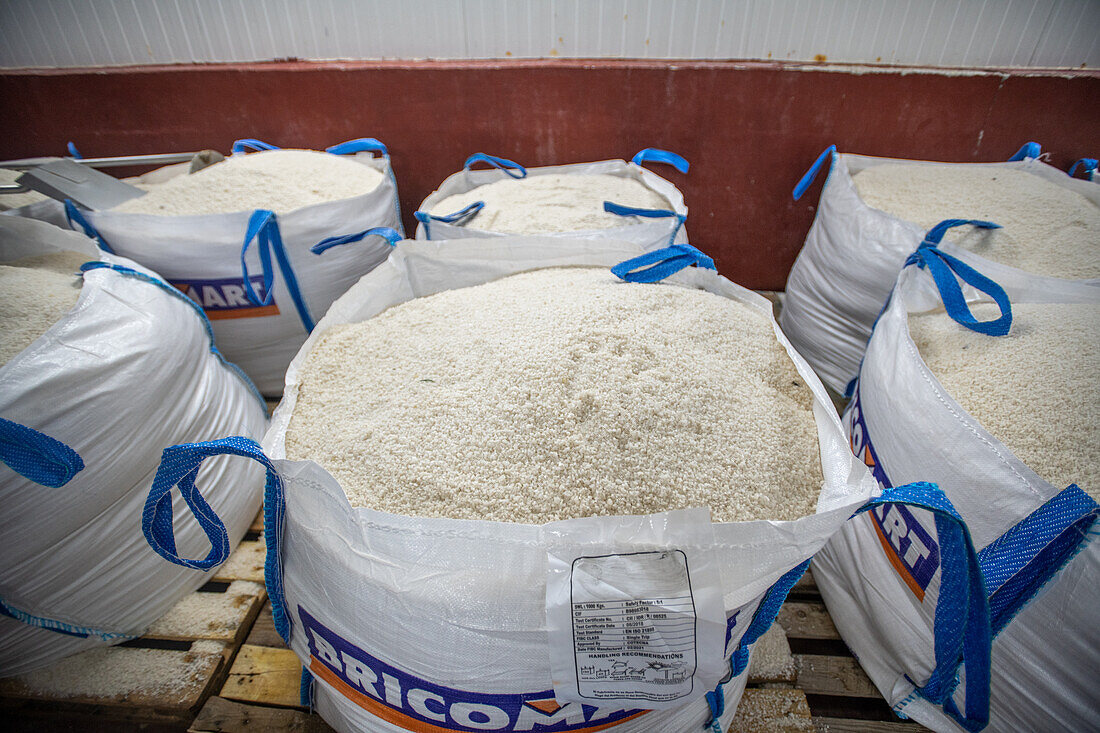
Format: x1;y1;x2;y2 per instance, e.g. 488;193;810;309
0;0;1096;69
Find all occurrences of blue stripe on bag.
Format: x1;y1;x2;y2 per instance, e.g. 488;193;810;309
792;144;837;200
0;418;84;488
904;220;1011;337
1068;158;1097;179
63;200;115;254
1007;142;1041;161
80;262;267;413
311;226;401;255
978;485;1098;637
325;138;389;157
241;209;316;333
0;598;133;641
463;153;527;179
231;139;281;154
412;201;485;237
603;201;687;247
610;242;715;283
631;148;689;174
855;482;992;733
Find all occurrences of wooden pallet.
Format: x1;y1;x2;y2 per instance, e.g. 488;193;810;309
190;565;928;733
0;522;268;732
774;570;930;733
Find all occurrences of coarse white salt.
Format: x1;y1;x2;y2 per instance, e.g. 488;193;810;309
144;580;263;639
3;640;224;700
730;689;814;733
853;165;1100;280
286;267;823;523
429;173;673;234
0;251;88;365
909;301;1099;497
112;149;384;217
747;623;797;681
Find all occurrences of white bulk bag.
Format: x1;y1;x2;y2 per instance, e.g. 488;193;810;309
414;149;689;250
814;243;1099;732
143;238;991;733
64;137;405;396
779;142;1100;394
0;216;268;676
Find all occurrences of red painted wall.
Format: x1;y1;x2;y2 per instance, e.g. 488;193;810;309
1;60;1097;289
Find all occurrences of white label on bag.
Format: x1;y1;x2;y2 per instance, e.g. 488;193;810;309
543;508;727;710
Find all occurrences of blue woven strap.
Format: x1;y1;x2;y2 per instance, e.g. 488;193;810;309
142;438;281;577
232;138;280;154
855;482;992;733
241;209;315;333
631;148;689;174
978;484;1098;637
610;243;715;283
0;418;84;488
702;559;811;732
729;559;812;679
63;199;115;254
792;144;837;200
463;153;527;178
1068;158;1097;179
904;220;1011;337
412;201;484;229
300;667;314;707
603;201;687;247
325;137;389;157
66;141;82;159
311;226;401;255
1007;142;1041;161
704;681;725;733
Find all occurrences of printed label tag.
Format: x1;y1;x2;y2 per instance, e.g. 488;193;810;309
543;508;726;710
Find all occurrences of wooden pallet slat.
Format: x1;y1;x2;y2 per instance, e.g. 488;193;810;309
145;580;267;643
1;519;267;728
190;695;334;733
220;644;304;709
730;688;814;732
214;540;267;584
0;639;228;712
244;603;285;649
795;655;881;699
813;719;933;733
776;601;840;641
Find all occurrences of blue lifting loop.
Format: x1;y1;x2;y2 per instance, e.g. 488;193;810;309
1068;158;1097;179
1007;142;1041;162
412;201;485;229
793;145;837;200
325;138;389;157
231;138;281;154
0;418;84;488
611;243;716;283
904;219;1011;337
853;482;992;732
631;148;689;174
463;153;527;179
311;226;402;254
